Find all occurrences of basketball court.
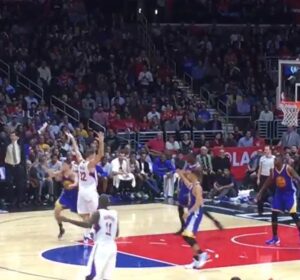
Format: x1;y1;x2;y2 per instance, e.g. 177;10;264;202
0;203;299;280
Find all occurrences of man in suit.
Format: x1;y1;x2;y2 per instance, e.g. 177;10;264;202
5;130;27;208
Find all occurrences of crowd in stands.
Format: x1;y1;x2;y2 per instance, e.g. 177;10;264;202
0;1;300;211
151;22;300;125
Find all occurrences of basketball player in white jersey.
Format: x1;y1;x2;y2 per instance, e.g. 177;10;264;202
59;194;119;280
66;131;104;240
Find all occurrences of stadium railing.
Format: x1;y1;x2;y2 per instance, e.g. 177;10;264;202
0;59;10;82
15;71;44;101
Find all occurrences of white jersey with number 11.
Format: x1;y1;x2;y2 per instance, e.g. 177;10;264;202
94;209;118;244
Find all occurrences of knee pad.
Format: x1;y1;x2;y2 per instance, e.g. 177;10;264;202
183;235;197;247
271;211;278;223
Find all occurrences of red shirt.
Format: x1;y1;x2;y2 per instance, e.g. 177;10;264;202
147;138;165;153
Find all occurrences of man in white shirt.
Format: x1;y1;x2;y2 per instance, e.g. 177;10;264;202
258;105;274;122
147;105;161;121
138;66;153;87
111;150;136;197
38;61;52;85
256;146;275;215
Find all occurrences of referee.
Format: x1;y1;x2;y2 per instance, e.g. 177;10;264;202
256;146;275;216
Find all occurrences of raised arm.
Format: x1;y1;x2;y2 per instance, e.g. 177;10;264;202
87;132;104;170
66;132;83;162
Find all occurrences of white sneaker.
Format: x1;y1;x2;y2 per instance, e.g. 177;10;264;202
184;260;200;269
198;252;208;268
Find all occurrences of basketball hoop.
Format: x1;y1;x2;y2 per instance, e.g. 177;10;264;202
279;101;300;127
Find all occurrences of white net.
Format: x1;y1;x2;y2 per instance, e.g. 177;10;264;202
279;103;299;127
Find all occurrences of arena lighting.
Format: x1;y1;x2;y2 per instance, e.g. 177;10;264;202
154;9;158;15
138;8;142;14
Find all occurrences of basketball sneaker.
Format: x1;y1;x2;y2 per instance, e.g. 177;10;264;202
184;252;208;269
265;236;280;245
198;252;208;268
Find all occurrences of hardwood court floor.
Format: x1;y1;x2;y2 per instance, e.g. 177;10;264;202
0;203;299;280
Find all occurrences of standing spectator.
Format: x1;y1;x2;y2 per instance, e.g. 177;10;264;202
4;131;26;208
37;61;52;86
196;104;211;123
238;131;254;147
138;66;153;88
277;126;300;148
258;105;274;122
197;146;213;191
256;146;275;216
237;96;251;115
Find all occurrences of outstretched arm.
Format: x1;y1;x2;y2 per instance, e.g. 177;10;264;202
59;211;99;228
87;132;104;170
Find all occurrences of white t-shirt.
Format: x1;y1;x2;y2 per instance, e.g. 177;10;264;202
259;155;275;176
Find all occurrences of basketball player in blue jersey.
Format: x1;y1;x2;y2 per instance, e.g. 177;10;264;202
176;153;223;234
50;153;79;238
257;153;300;245
177;169;208;269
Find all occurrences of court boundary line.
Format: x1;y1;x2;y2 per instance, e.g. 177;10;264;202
231;231;300;250
0;265;66;280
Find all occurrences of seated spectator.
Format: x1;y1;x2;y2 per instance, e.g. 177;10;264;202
105;129;120;152
180;133;194;154
147;105;161;122
209;169;236;201
224;133;237;147
196;104;211;123
164;115;180;132
93;105;108;127
145;132;165;156
137;151;160;199
152;154;176;198
59;116;74;133
206;114;222;130
210;133;224;147
139;116;150;131
237;96;251;116
111;150;136;194
179;114;193;131
212;148;231;173
165;135;180;152
138;65;153;88
238;131;254;147
193;115;206;130
243;149;263;189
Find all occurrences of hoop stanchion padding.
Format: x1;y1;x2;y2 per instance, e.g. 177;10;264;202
279;102;300;127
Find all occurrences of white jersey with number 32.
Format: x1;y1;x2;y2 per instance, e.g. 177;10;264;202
94;209;118;244
78;160;98;191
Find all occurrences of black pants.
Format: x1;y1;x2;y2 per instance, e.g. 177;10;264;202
6;164;26;205
256;175;271;214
